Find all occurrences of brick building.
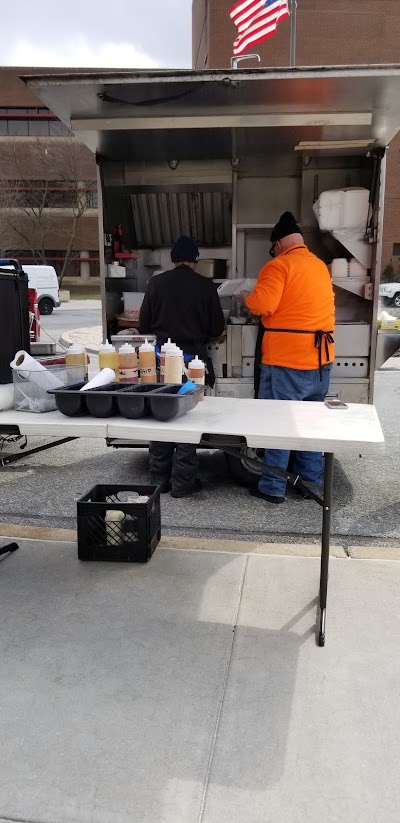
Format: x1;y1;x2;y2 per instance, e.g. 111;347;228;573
0;67;99;288
192;0;400;269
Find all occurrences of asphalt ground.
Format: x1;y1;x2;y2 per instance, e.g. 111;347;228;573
1;368;399;547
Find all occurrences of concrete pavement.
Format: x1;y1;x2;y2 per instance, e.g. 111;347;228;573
60;324;102;352
0;538;399;823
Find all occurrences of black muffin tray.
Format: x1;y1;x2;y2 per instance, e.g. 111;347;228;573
48;382;202;421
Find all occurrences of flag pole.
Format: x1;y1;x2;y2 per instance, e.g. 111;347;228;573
289;0;297;67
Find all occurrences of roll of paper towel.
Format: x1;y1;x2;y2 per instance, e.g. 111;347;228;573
10;351;63;391
79;368;115;392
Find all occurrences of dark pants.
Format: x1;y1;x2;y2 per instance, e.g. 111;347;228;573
149;441;199;493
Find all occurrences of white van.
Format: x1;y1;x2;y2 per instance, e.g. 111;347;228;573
20;266;60;315
0;262;60;315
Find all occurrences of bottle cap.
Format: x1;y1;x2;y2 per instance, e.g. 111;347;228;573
139;338;155;352
119;343;135;353
67;343;85;354
99;342;114;352
161;338;176;352
188;356;204;369
166;347;182;357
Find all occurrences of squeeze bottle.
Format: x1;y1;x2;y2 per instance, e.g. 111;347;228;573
160;338;175;382
118;343;139;383
138;339;157;383
65;342;88;380
164;347;183;384
98;342;119;381
188;355;205;399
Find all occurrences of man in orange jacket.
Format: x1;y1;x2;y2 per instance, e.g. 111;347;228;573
240;211;335;504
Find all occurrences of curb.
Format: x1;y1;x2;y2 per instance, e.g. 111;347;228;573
0;523;344;556
3;523;400;559
60;329;101;355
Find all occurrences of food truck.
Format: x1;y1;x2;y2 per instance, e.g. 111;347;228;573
25;66;400;478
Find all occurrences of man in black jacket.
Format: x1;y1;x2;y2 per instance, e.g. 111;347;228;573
139;235;225;498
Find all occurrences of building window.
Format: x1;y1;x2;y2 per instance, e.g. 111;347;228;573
0;106;70;137
393;243;400;256
3;181;97;209
8;118;29;136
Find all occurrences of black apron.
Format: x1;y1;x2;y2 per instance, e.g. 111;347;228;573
254;324;334;395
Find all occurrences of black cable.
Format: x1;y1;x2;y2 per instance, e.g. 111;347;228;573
97;84;205;108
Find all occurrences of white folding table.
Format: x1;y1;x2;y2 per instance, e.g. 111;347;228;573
0;397;385;645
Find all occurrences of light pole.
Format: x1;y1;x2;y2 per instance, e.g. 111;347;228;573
289;0;297;67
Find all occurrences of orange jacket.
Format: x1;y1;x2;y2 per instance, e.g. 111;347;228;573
245;244;335;370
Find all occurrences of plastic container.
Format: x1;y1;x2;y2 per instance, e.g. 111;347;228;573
164;347;183;384
149;384;202;422
313;188;370;231
138;339;156;383
105;510;126;545
159;338;175;382
188;356;205;400
77;484;161;562
330;258;349;279
99;342;119;381
49;382;124;417
122;292;145;312
65;343;88;380
50;382;202;421
49;382;88;416
116;383;162;419
118;342;138;383
349;258;368;278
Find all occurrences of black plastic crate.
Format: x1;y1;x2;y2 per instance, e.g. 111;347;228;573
77;484;161;562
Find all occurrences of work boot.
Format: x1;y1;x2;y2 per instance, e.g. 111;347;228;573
171;479;203;499
249;488;285;504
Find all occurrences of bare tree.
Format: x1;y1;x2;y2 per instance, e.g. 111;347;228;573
0;137;96;284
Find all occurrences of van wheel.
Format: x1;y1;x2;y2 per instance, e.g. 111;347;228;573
39;297;53;315
392;293;400;308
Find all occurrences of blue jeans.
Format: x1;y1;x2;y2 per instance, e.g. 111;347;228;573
258;364;331;498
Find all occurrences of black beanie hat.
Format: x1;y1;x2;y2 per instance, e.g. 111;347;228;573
171;235;199;263
270;212;301;243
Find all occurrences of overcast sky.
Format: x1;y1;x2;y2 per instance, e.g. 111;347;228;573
3;0;192;69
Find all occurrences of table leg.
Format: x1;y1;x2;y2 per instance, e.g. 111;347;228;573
0;542;18;557
318;453;334;647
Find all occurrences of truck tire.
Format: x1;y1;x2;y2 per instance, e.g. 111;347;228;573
393;293;400;308
225;449;263;486
225;449;296;486
39;297;54;315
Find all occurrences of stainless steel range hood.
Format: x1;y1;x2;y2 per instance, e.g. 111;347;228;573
130;188;231;247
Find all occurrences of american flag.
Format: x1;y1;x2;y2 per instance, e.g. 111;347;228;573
229;0;290;56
